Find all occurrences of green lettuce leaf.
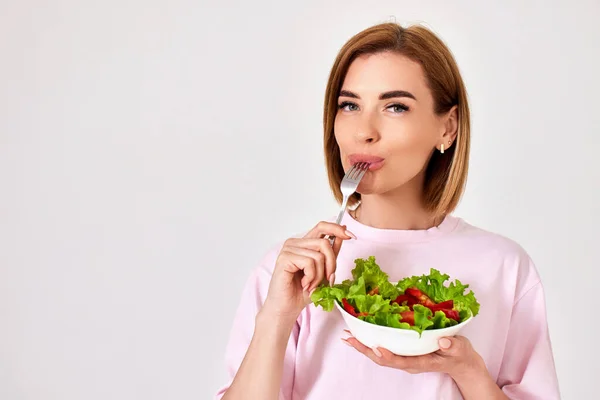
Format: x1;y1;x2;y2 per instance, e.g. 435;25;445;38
310;280;351;311
431;310;459;329
412;304;434;333
351;256;400;299
363;312;412;329
311;257;480;332
396;275;421;292
352;294;390;314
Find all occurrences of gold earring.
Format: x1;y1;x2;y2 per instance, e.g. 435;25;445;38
440;143;445;154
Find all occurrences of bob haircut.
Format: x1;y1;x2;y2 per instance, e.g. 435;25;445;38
323;22;470;221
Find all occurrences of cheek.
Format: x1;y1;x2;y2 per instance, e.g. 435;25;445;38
334;116;350;140
382;115;435;144
390;138;433;171
383;128;432;156
380;117;438;163
334;116;352;153
380;129;435;179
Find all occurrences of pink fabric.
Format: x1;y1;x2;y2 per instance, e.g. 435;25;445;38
215;212;560;399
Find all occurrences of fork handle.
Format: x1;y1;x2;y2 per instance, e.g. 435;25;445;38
327;196;349;246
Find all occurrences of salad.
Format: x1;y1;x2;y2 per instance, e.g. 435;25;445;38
310;256;480;334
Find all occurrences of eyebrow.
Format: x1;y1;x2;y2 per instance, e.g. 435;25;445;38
339;89;417;101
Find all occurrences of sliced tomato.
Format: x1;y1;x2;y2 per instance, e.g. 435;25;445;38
392;294;410;305
400;311;415;326
428;300;455;313
405;287;435;307
406;296;419;308
356;312;369;317
433;300;454;310
342;298;358;317
393;293;420;310
404;288;422;298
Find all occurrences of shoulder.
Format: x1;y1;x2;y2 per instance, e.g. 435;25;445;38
453;217;532;259
452;216;542;296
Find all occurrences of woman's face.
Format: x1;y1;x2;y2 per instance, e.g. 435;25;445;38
334;51;457;196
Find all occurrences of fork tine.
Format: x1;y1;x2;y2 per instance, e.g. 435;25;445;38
350;162;365;180
349;162;369;180
355;165;369;181
345;163;359;177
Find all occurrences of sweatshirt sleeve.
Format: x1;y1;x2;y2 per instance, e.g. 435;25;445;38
497;281;561;399
214;248;299;400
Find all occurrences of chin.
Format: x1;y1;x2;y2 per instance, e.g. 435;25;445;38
357;179;410;196
356;183;385;195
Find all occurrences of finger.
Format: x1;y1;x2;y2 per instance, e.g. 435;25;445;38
286;238;337;283
332;231;344;258
438;337;453;351
375;347;415;370
323;223;350;255
342;331;385;359
278;251;317;290
304;221;356;241
362;342;430;373
343;333;428;372
284;246;326;291
344;337;390;367
437;335;470;357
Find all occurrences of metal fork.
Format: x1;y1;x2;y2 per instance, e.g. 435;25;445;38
327;162;370;246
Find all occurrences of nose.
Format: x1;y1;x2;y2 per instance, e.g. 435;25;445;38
354;113;381;144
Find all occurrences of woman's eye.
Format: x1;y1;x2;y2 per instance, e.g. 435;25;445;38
338;102;359;111
387;103;409;113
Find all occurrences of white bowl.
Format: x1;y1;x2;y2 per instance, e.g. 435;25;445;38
335;300;473;356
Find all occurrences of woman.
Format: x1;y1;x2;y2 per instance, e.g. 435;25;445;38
215;22;560;400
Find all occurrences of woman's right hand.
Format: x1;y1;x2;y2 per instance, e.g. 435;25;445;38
261;222;356;323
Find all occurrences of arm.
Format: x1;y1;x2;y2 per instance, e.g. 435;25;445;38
452;366;509;400
214;260;300;400
216;223;352;399
453;281;560;399
221;310;297;400
496;281;561;399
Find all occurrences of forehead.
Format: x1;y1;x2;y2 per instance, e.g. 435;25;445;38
341;52;429;99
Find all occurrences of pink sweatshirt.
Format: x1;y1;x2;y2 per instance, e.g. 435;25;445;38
215;211;560;399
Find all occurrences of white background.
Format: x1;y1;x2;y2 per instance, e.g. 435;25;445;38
1;1;598;399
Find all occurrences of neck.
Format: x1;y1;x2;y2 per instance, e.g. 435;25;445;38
353;176;440;231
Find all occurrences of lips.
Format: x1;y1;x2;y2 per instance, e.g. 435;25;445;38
349;154;385;171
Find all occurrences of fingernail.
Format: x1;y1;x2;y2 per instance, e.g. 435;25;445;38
329;273;336;287
372;347;382;357
439;338;452;349
341;338;352;347
302;283;309;292
309;288;316;297
345;230;357;239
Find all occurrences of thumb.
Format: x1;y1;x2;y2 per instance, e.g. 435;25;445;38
438;336;462;354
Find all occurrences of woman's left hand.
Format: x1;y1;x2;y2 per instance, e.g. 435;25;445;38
342;330;487;380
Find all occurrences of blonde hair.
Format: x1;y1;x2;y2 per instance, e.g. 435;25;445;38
323;23;470;220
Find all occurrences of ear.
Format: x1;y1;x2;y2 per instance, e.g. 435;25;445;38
439;105;459;149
